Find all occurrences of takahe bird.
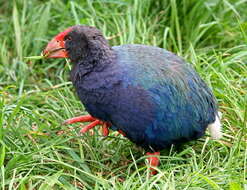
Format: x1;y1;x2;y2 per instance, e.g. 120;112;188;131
43;25;222;174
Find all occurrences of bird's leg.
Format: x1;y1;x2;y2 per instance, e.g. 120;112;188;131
63;115;110;136
146;152;160;175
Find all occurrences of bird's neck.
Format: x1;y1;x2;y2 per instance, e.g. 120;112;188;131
70;45;116;83
85;44;115;69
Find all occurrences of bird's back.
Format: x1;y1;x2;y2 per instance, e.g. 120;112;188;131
111;45;218;150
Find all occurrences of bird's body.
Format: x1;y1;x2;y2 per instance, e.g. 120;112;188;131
71;44;218;151
43;25;221;173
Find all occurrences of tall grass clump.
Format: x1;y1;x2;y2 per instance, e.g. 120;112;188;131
0;0;246;189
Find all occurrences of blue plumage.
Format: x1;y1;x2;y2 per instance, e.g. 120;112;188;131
73;44;217;151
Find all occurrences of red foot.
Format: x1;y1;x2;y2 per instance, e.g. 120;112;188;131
63;115;110;136
146;152;160;175
63;115;127;137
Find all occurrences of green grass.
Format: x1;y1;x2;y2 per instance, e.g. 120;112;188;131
0;0;246;189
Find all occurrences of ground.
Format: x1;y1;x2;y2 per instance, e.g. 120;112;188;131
0;0;246;189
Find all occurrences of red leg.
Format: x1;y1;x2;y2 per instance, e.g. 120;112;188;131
146;152;160;175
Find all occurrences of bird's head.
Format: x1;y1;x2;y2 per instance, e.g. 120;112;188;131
43;25;109;62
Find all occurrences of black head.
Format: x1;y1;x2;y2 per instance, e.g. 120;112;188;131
65;25;110;62
43;25;111;63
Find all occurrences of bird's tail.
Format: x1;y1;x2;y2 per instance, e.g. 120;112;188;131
207;112;222;139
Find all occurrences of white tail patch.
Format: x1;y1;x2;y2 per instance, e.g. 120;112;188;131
207;112;222;139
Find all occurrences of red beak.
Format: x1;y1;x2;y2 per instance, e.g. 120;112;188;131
43;27;72;58
43;38;68;58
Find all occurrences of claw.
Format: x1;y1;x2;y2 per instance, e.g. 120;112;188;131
80;120;101;133
63;115;96;125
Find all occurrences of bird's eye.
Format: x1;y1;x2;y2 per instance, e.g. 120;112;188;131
92;36;97;40
65;36;72;41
